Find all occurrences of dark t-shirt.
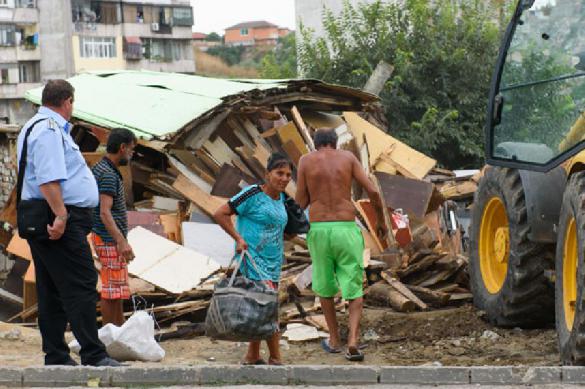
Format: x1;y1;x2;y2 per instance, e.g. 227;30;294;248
91;157;128;243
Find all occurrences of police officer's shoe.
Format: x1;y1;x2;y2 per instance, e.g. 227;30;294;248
93;357;126;367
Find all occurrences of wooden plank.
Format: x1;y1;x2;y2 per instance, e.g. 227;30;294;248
374;171;434;220
358;134;370;175
211;164;251;198
366;282;416;312
354;199;385;251
238;117;272;150
167;155;213;194
380;272;428;310
369;173;397;247
7;232;32;261
343;112;435;179
276;122;309;157
170;149;215;185
0;186;17;226
301;111;344;130
282;140;303;166
194;148;221;176
291;106;315;151
203;136;254;177
226;117;256;150
438;180;478;200
172;173;226;217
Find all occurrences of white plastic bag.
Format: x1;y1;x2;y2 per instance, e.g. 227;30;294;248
69;311;165;362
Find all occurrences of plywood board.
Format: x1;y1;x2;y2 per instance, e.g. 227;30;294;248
276;122;309;157
301;111;345;130
128;226;220;294
374;172;434;220
7;232;32;261
282;140;303;166
354;200;385;251
211;164;251;198
168;155;213;194
291;106;315;151
182;222;235;267
172;173;225;217
343;112;436;179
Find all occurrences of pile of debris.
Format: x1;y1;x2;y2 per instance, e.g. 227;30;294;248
0;70;478;341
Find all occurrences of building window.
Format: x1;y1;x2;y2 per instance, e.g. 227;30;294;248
136;5;144;23
240;28;248;36
172;7;193;26
0;0;8;7
18;61;40;83
143;39;186;62
72;0;121;24
79;36;117;58
0;64;18;84
0;25;16;46
15;0;36;8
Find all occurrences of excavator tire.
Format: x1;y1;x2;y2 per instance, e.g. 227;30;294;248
555;171;585;365
469;166;554;327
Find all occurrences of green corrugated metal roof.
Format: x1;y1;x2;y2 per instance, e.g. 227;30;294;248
24;70;289;139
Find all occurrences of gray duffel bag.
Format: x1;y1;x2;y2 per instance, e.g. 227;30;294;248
205;250;278;341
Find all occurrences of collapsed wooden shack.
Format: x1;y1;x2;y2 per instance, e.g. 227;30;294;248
0;71;478;341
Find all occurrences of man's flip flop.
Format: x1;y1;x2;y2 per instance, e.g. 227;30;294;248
242;359;266;365
345;348;365;362
321;338;342;354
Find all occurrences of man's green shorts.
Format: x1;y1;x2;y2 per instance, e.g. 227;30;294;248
307;221;365;300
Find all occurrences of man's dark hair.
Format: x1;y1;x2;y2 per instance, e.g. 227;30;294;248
267;152;293;172
106;128;137;153
313;128;338;149
41;79;75;107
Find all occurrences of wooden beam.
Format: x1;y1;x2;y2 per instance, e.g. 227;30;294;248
172;174;226;217
291;106;315;151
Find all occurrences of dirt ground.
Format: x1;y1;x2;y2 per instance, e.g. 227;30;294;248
0;304;559;367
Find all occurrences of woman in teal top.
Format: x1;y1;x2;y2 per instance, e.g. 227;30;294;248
214;152;293;365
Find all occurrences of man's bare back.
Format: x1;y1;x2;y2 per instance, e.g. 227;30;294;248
297;148;356;222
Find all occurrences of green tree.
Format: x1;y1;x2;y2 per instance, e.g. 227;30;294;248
260;34;298;79
298;0;513;168
205;32;222;42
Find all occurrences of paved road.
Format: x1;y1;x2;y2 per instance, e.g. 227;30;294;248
3;385;583;389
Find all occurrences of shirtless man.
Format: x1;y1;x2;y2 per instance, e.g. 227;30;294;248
296;128;386;362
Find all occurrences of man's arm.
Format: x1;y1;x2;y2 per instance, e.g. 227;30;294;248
39;182;68;240
351;155;388;238
295;156;310;209
99;194;134;261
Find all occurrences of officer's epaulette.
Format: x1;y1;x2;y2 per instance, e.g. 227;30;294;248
46;118;59;132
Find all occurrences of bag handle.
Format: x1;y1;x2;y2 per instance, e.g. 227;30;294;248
16;118;48;205
227;250;261;287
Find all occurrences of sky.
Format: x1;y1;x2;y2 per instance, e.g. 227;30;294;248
190;0;296;34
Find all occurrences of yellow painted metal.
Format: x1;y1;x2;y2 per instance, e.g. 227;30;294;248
563;217;578;331
479;197;510;294
565;151;585;175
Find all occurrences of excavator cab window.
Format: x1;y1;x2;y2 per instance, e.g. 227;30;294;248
487;0;585;171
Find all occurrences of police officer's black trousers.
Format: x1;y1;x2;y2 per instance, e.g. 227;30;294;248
27;207;107;365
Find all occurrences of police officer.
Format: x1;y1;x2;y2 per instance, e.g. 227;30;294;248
17;80;120;367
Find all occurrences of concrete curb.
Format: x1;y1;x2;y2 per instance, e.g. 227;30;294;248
0;365;583;386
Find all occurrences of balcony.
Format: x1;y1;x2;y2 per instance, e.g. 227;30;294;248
0;47;17;63
122;23;191;39
0;83;39;99
16;44;39;61
13;7;38;24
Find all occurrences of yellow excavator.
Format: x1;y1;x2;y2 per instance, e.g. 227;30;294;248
471;0;585;364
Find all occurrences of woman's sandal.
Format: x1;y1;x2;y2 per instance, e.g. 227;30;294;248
242;359;267;365
345;348;365;362
321;338;342;354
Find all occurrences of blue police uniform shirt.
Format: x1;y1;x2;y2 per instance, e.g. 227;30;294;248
16;106;99;208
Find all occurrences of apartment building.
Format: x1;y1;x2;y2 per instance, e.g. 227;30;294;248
0;0;42;125
71;0;195;73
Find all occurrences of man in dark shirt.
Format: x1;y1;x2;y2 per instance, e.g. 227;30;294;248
91;128;137;326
